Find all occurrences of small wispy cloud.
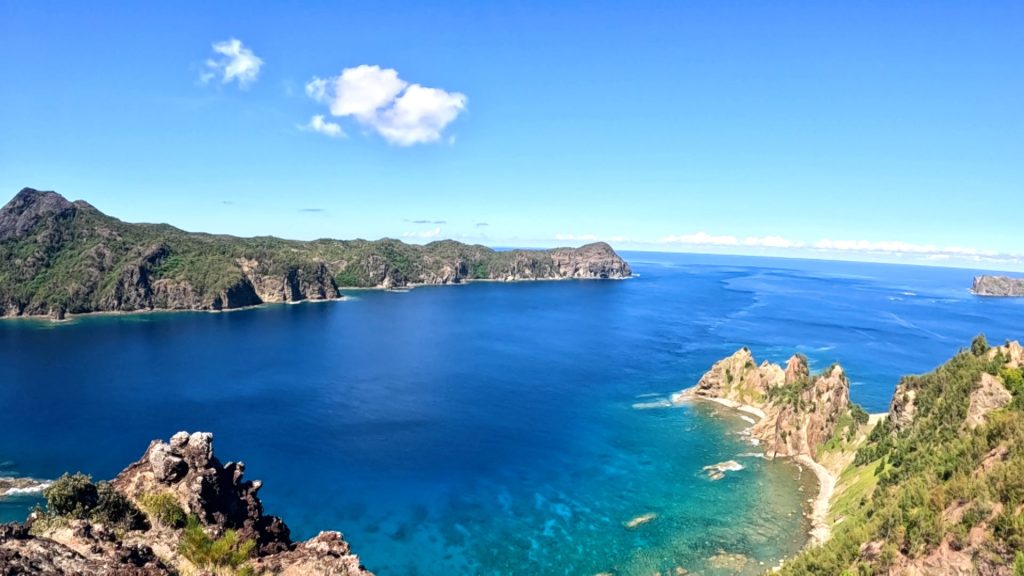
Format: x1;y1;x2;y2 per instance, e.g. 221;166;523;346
221;200;234;205
659;232;803;249
305;65;466;146
298;208;325;213
402;226;443;239
657;231;1023;264
299;115;345;138
409;219;446;225
476;222;490;227
200;39;263;88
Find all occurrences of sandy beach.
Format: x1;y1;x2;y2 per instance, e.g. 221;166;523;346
675;387;837;546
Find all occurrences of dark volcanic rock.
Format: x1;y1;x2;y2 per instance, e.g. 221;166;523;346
4;432;372;575
113;431;291;555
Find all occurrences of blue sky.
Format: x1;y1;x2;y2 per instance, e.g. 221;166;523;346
2;1;1022;269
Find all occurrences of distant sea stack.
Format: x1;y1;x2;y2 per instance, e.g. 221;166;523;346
972;275;1024;297
0;188;632;319
0;432;371;575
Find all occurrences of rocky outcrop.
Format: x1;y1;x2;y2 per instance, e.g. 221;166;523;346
889;381;918;433
685;347;784;406
680;349;851;459
965;373;1012;430
972;275;1024;297
0;188;630;318
0;432;372;576
754;364;850;458
0;476;50;497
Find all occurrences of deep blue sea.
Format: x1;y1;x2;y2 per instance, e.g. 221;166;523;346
2;252;1023;575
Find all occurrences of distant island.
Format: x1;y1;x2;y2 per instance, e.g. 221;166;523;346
0;188;631;319
972;275;1024;297
679;336;1024;574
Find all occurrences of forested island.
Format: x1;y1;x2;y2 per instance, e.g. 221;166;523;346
0;188;631;319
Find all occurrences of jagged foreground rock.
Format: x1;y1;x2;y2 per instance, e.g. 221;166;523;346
0;432;372;575
0;188;632;319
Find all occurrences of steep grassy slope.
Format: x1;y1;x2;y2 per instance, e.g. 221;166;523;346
780;336;1024;575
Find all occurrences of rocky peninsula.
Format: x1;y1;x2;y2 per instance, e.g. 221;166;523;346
673;348;865;546
0;432;372;575
681;337;1024;575
972;275;1024;297
0;188;632;319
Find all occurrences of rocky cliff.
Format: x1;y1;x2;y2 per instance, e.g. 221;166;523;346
678;348;853;460
0;432;372;575
778;338;1024;575
972;275;1024;297
0;188;632;319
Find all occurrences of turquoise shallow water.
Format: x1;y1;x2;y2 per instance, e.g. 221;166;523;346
2;253;1023;574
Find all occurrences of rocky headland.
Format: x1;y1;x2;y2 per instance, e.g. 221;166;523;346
673;348;864;546
972;275;1024;297
679;337;1024;575
0;188;632;319
0;432;372;575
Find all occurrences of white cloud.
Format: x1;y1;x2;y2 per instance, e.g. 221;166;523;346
202;39;263;88
300;115;345;138
656;230;1022;264
812;238;1005;259
402;226;443;239
304;65;466;146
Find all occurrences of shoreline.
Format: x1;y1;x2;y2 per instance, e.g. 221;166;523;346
0;295;348;324
1;274;636;323
674;387;837;547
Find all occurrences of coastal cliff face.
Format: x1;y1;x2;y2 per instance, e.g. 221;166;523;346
779;339;1024;576
972;275;1024;297
683;348;852;459
0;188;631;318
0;432;372;575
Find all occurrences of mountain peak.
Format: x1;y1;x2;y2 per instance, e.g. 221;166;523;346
0;188;76;241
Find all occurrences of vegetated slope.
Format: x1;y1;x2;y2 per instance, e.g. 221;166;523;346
0;188;631;318
780;336;1024;575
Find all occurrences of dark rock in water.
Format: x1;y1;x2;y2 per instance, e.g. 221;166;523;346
972;275;1024;297
3;431;373;575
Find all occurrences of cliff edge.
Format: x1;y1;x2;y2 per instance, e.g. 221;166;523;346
972;275;1024;297
0;432;372;575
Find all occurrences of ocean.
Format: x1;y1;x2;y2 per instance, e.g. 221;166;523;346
2;252;1022;574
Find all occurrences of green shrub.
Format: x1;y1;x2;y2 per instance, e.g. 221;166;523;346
1014;551;1024;576
42;473;144;531
850;403;869;426
93;481;145;530
43;473;98;518
972;334;990;356
140;491;186;528
179;515;256;573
